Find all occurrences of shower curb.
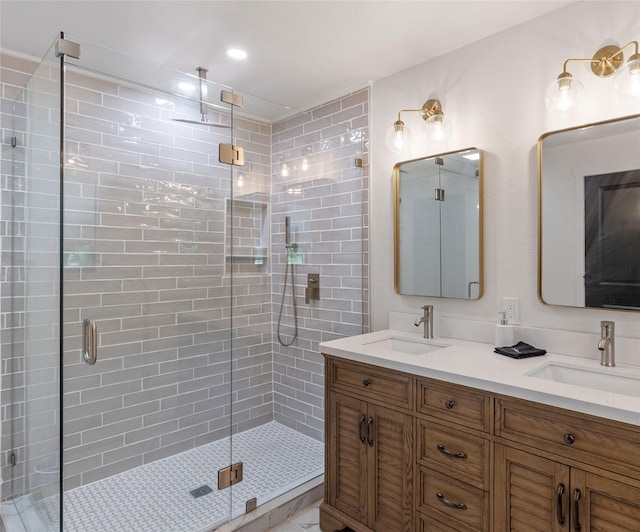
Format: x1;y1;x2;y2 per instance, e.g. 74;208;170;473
221;476;323;531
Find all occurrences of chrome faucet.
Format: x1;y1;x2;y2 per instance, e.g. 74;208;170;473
598;320;615;367
414;305;434;339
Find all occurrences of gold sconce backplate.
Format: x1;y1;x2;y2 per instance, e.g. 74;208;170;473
591;45;623;77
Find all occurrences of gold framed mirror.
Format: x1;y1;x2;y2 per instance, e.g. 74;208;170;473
538;114;640;311
393;147;483;299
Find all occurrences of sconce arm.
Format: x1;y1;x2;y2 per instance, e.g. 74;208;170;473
561;56;600;74
561;41;639;78
611;40;639;61
397;108;427;122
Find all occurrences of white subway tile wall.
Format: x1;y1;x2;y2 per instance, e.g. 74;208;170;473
271;89;369;441
1;47;369;506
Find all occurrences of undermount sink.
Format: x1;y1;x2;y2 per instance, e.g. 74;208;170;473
362;337;446;355
528;363;640;397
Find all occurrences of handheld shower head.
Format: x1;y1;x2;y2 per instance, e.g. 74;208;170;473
285;216;291;247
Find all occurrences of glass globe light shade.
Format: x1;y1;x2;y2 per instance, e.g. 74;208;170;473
545;73;583;115
386;120;411;153
423;114;451;143
614;54;640;103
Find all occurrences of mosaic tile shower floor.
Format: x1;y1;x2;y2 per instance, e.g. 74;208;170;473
34;422;323;532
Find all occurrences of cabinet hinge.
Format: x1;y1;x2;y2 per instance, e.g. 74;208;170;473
219;143;245;166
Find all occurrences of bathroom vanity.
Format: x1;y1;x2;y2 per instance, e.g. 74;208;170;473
318;330;640;531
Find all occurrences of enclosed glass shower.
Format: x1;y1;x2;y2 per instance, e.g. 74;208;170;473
0;34;368;531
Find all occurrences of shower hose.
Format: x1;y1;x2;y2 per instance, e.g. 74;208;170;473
276;258;298;346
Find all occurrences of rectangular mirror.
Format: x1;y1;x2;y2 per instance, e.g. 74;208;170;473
538;114;640;311
393;147;483;299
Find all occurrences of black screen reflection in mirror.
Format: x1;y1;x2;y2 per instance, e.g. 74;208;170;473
538;114;640;311
393;148;483;300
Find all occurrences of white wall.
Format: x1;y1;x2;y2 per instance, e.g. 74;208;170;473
370;2;640;345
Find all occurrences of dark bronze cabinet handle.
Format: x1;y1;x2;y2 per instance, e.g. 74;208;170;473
556;483;565;525
564;433;576;445
573;489;582;531
367;417;374;446
445;400;456;409
436;492;467;510
437;444;467;459
362;379;372;387
358;414;366;444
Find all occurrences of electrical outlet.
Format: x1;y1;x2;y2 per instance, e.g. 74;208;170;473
502;297;520;324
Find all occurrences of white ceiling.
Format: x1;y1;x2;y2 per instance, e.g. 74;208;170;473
1;1;575;120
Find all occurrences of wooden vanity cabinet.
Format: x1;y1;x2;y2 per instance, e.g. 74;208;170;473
322;355;640;532
494;398;640;531
322;357;414;532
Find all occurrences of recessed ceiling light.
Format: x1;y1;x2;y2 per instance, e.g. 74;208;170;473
226;48;248;61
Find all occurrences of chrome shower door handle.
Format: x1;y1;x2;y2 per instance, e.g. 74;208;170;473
82;318;97;365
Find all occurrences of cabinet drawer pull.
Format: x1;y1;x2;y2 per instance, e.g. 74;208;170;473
556;483;566;525
358;414;366;444
367;417;374;446
362;379;372;387
436;492;467;510
563;433;576;445
436;444;467;459
573;489;582;531
445;399;456;409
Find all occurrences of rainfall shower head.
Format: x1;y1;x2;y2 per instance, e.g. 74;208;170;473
172;67;230;128
172;118;229;128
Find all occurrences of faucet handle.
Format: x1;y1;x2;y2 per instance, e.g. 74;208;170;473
600;320;615;334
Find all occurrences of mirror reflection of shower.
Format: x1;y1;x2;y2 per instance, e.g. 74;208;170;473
277;216;298;346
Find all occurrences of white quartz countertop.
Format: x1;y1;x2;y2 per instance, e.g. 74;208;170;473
319;329;640;426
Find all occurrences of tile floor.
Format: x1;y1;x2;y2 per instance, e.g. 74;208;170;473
267;499;321;531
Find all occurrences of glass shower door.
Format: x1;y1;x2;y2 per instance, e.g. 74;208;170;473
1;38;62;532
59;40;236;531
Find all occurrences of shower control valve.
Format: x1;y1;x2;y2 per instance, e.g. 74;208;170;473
305;273;320;304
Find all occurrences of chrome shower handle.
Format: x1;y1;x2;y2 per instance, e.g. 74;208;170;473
82;318;97;365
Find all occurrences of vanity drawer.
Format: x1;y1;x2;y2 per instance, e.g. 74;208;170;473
326;357;413;410
417;419;490;490
496;398;640;477
417;467;489;531
417;378;491;432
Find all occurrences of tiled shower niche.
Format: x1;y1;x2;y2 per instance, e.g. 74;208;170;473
225;197;270;275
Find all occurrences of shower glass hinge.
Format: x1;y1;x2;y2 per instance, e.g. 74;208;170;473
220;90;244;108
55;36;81;59
219;144;245;166
11;136;17;148
434;188;445;201
218;461;243;490
354;157;364;168
435;157;444;166
10;452;16;466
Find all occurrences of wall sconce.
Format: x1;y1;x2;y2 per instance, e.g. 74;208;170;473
385;98;451;153
545;40;640;115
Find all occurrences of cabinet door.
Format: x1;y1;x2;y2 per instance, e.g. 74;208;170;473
326;391;368;524
494;444;569;532
572;469;640;531
367;403;413;532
